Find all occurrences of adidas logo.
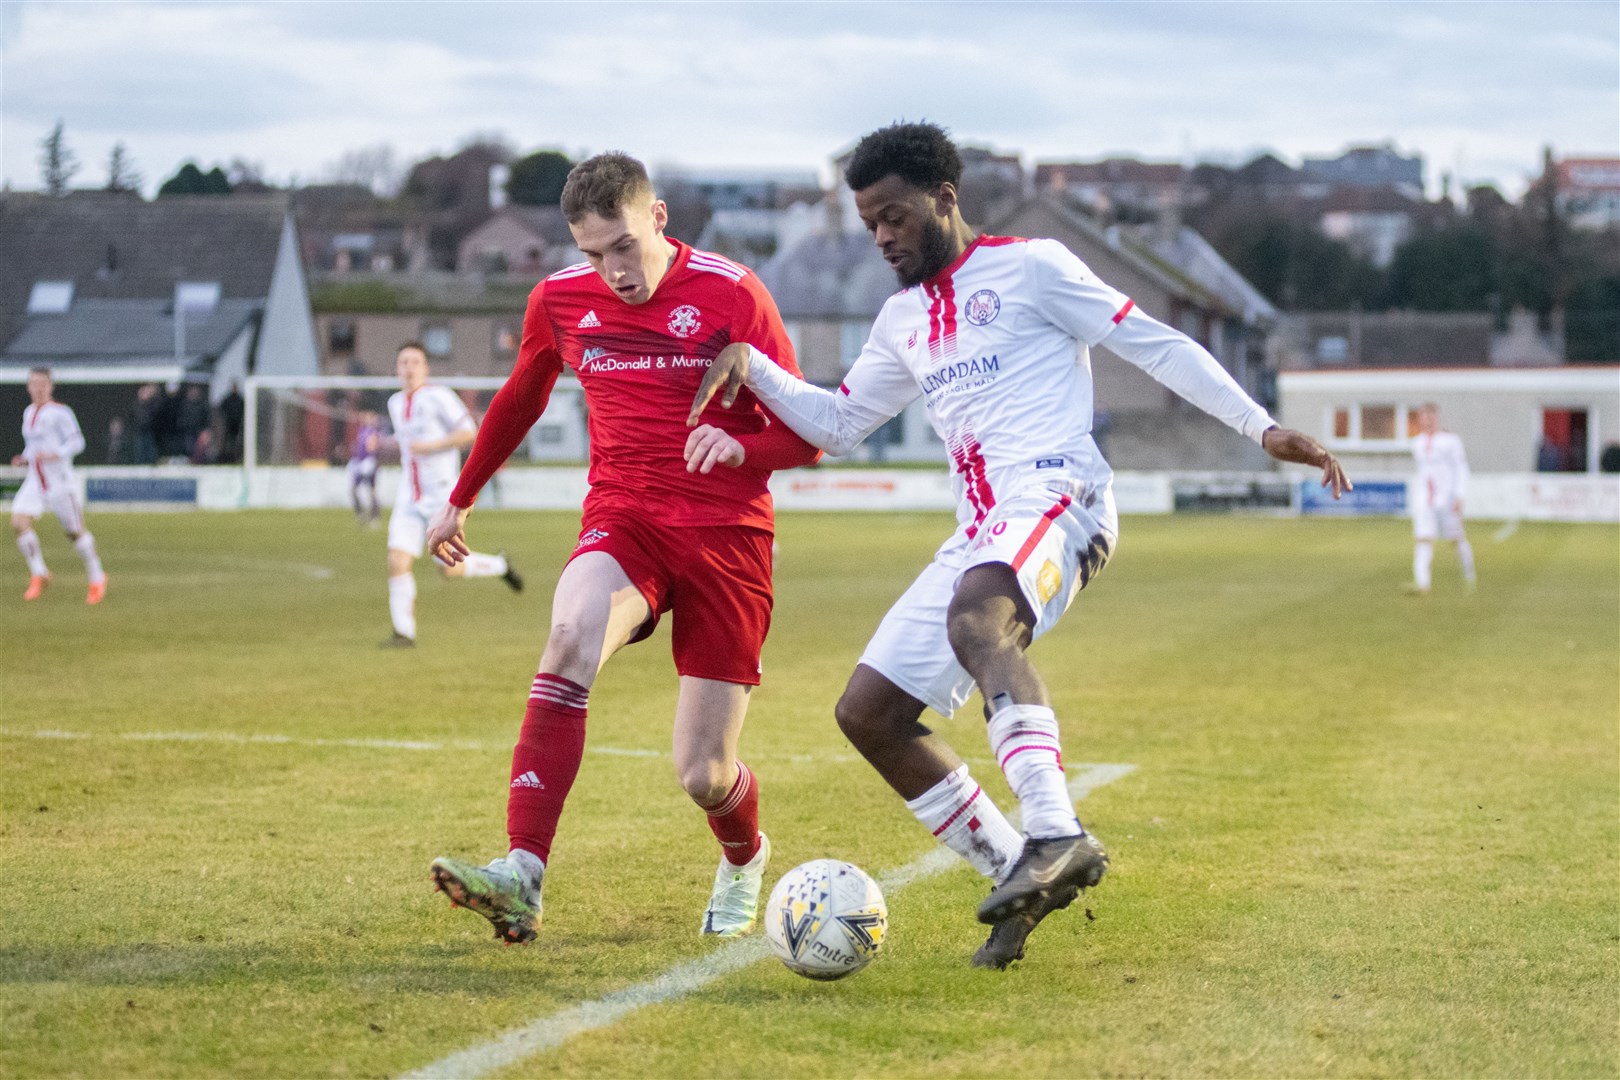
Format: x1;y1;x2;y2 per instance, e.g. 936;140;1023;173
511;771;545;789
577;310;602;329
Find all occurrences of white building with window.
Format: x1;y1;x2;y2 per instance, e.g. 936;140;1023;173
1277;367;1620;475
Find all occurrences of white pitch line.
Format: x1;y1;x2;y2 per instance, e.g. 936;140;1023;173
0;727;851;763
401;762;1137;1080
1492;519;1520;543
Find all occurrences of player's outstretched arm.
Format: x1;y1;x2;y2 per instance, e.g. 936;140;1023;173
426;502;472;567
688;343;753;422
1261;427;1353;499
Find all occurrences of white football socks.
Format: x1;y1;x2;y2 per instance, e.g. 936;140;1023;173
905;763;1022;882
987;701;1082;840
461;551;508;579
16;529;47;577
1457;537;1477;584
73;532;105;584
1414;542;1434;591
388;573;417;639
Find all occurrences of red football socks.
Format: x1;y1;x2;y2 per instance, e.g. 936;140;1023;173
701;760;761;865
505;672;590;863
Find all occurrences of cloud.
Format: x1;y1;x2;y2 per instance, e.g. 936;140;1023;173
2;0;1614;195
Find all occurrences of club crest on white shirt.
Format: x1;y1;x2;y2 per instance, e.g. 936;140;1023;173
964;289;1001;326
667;304;702;338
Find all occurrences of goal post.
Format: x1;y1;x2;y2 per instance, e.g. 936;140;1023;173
241;373;588;489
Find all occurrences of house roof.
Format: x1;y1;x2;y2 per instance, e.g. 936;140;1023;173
987;194;1235;318
1035;159;1185;188
756;229;897;319
0;191;289;350
469;205;575;247
3;298;261;368
1123;225;1278;327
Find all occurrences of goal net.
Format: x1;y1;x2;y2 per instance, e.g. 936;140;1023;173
242;374;588;470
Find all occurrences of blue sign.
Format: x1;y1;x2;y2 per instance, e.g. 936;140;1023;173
1300;479;1406;516
87;476;198;503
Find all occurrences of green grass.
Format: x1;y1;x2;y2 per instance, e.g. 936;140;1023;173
2;510;1615;1078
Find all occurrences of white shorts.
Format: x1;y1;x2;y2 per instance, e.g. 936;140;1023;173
387;494;447;558
11;473;85;533
859;485;1119;717
1413;502;1463;541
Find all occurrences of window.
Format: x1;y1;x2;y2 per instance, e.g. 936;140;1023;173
1316;336;1349;364
175;281;221;314
1327;403;1408;445
327;318;357;354
28;281;74;313
840;321;869;371
421;323;452;357
492;322;519;356
1540;409;1590;472
1361;405;1396;440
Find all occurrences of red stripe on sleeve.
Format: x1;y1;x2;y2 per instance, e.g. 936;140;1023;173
1111;298;1136;325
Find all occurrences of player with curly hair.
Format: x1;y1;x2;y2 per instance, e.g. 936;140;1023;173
689;121;1350;968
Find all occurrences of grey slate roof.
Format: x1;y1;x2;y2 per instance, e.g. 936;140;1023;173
0;191;289;350
756;229;897;319
4;298;261;367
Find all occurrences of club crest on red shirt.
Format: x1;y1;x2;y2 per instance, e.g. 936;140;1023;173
667;304;703;339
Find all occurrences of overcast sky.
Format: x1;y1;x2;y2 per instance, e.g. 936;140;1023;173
3;0;1615;199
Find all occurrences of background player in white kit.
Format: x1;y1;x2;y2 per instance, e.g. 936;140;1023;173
10;367;107;604
688;122;1350;969
1408;402;1476;594
383;342;521;647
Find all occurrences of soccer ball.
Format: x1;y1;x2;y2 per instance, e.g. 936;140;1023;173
763;859;887;981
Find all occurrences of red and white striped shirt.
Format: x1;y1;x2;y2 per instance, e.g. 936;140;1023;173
20;401;85;492
745;235;1275;537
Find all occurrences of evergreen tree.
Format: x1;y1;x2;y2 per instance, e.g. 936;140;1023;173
159;161;234;197
506;149;574;206
39;120;79;195
106;142;142;193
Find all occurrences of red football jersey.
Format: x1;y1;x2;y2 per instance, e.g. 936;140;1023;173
451;238;817;530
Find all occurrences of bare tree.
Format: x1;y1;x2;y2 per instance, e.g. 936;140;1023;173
106;142;142;193
324;144;403;196
227;156;274;193
39;120;79;195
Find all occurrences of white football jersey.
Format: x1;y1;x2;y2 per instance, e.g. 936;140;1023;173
387;384;475;505
1412;431;1468;507
19;401;85;492
749;235;1275;537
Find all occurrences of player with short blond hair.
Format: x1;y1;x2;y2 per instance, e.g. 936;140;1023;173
424;152;820;945
689;121;1349;969
11;367;106;604
1409;402;1475;594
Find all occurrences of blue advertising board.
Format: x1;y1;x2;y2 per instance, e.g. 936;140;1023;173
86;476;199;504
1299;479;1406;516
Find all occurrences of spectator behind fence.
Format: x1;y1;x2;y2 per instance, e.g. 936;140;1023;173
105;416;130;465
178;385;211;458
156;384;184;460
219;382;245;463
190;428;219;466
133;383;160;464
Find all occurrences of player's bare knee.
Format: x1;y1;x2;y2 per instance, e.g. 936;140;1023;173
541;621;601;678
835;690;906;754
676;758;730;804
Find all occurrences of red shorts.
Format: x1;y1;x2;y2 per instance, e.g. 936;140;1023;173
567;512;774;686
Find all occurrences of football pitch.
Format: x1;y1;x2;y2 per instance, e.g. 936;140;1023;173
2;508;1616;1078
